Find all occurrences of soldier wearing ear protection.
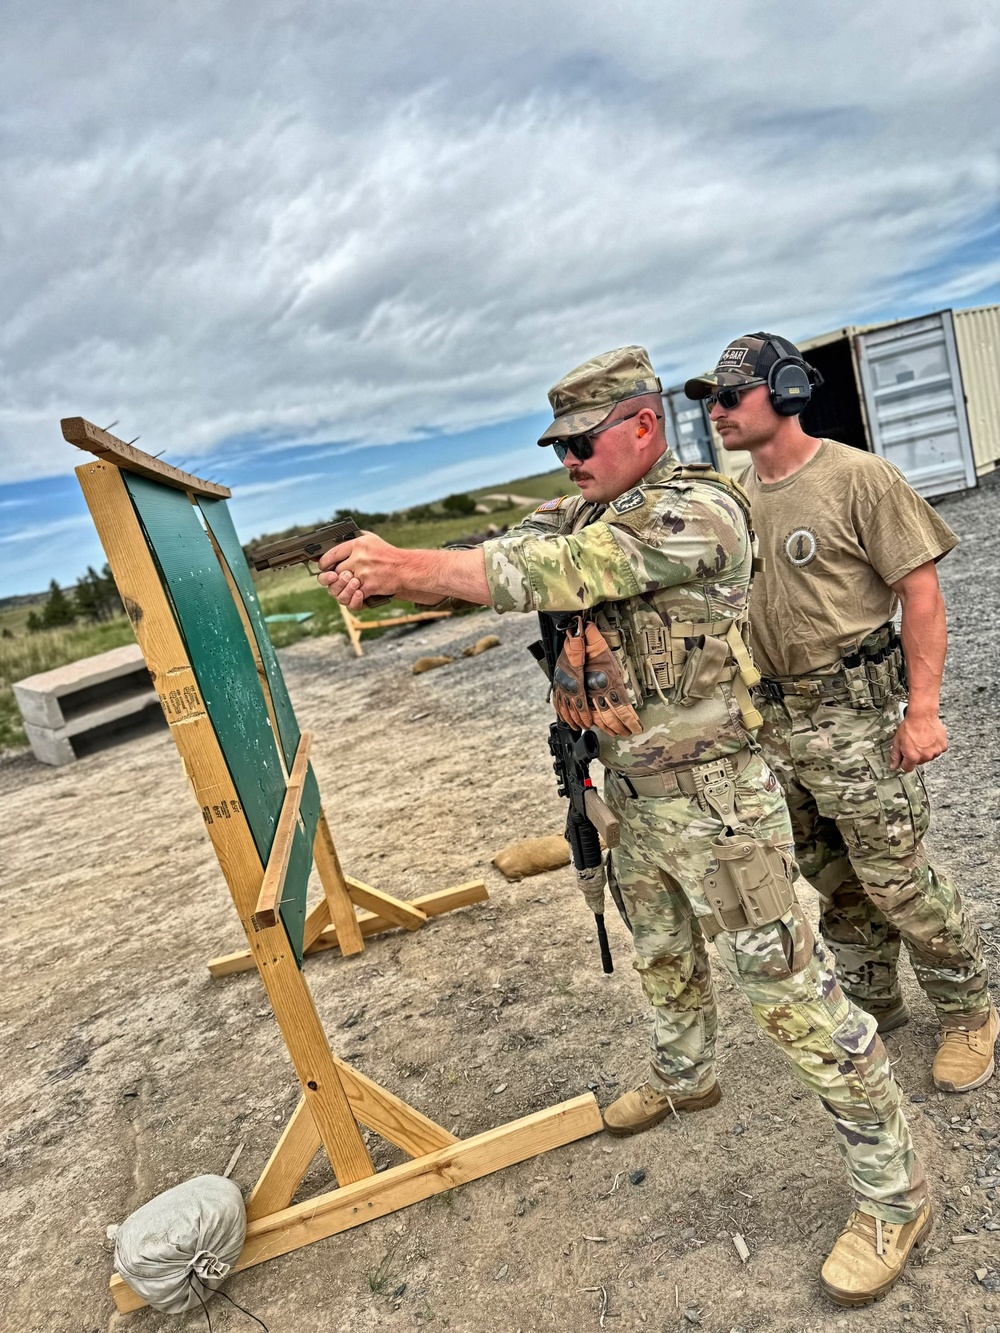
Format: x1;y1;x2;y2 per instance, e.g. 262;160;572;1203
685;330;993;1303
478;344;929;1300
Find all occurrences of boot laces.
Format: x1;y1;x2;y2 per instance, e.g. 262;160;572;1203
843;1210;897;1257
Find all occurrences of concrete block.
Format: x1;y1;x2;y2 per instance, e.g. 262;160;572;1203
13;642;162;765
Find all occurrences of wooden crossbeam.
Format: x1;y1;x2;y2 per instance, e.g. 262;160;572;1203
110;1095;602;1313
338;603;452;658
207;881;488;978
312;812;365;955
63;418;230;497
253;733;313;929
345;876;427;929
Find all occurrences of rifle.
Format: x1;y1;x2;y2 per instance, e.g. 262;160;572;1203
529;613;619;974
249;518;391;607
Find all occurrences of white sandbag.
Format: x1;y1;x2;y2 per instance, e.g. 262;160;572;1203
114;1174;246;1313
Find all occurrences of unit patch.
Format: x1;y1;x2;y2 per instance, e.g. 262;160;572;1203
535;496;566;512
611;488;645;515
783;527;819;567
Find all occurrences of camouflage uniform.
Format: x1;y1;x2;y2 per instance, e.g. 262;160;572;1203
757;686;989;1027
482;437;926;1223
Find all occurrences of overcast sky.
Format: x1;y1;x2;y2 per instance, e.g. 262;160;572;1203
1;1;998;598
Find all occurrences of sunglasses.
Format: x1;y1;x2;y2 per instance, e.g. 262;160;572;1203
552;411;646;463
704;380;765;412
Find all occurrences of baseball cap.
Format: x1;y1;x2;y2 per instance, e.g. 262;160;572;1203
538;345;662;446
684;332;805;399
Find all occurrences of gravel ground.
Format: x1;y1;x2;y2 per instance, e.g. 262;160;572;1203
1;469;998;1333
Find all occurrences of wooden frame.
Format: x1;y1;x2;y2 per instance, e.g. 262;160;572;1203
64;419;602;1314
337;601;452;658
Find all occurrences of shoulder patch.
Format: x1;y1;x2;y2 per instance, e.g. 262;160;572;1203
535;496;566;512
611;488;645;515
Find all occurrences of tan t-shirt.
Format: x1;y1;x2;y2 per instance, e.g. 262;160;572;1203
741;439;958;677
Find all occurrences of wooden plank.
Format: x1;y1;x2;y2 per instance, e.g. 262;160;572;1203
361;612;453;628
313;811;365;956
77;460;374;1189
110;1095;602;1312
246;1097;320;1222
208;881;489;977
63;418;230;497
333;1057;456;1157
346;877;427;930
254;733;313;928
339;604;364;658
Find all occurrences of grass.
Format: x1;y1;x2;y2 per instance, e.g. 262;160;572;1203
0;466;577;751
0;618;139;751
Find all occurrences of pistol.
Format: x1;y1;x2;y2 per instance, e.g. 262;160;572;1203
249;518;391;607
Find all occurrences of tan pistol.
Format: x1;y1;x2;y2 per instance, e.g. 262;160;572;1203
249;518;391;608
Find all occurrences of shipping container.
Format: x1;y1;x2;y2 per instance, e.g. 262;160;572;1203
662;304;1000;498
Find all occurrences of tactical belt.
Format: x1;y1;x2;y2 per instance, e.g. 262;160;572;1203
757;672;853;703
757;624;904;711
611;747;753;799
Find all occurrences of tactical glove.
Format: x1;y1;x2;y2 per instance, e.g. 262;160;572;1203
583;622;644;737
551;615;593;729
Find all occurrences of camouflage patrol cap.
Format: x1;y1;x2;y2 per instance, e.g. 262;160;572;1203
537;345;663;446
684;332;804;399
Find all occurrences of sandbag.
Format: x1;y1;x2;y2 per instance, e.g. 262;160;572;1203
412;655;454;674
114;1174;246;1314
461;635;501;657
492;835;570;881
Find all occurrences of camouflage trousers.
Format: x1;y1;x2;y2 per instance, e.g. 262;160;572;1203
757;695;989;1027
604;753;926;1224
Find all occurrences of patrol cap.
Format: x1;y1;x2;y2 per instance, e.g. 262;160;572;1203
684;332;805;399
537;345;663;446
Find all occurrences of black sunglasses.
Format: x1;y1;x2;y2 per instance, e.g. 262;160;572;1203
704;380;766;412
552;411;646;463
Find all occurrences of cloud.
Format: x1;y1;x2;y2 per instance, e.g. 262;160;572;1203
2;1;998;485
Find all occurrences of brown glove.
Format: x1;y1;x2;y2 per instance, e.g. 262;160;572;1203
551;615;592;729
583;621;644;737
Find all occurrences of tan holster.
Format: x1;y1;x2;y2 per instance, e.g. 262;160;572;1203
701;832;797;937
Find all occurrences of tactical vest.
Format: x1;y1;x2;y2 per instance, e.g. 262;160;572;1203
583;465;764;734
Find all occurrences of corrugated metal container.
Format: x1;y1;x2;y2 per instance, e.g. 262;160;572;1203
953;304;1000;474
662;303;999;497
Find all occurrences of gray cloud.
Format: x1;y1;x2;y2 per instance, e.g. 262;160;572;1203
2;0;998;481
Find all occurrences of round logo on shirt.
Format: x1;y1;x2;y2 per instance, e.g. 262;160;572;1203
783;527;818;567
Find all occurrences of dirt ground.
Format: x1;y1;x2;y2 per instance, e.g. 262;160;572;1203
2;475;999;1333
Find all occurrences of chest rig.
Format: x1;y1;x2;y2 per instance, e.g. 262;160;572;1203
576;466;764;734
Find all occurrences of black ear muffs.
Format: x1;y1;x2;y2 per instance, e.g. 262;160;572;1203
768;357;813;415
760;335;824;416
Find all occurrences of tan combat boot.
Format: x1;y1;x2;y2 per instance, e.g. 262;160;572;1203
933;1004;999;1092
820;1202;934;1306
602;1080;720;1136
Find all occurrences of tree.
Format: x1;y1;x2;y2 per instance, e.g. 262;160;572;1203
74;564;122;622
441;492;477;516
40;580;76;628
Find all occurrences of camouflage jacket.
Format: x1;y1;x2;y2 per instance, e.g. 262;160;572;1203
481;451;755;774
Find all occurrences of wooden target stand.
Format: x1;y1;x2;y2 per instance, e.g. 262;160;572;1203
337;600;451;659
65;419;602;1314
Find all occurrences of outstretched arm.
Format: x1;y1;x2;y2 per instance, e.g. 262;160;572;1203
317;533;490;610
891;559;949;772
